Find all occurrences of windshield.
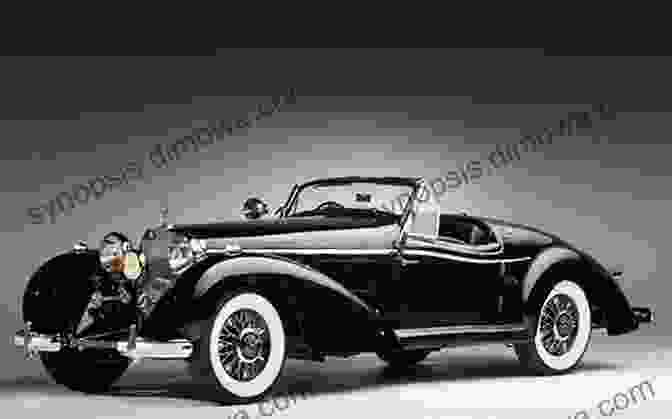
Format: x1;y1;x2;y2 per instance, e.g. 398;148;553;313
287;182;414;218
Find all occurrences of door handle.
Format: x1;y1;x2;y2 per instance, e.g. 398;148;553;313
401;258;420;266
501;228;514;238
395;254;420;266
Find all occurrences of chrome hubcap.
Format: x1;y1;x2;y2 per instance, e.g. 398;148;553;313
217;309;270;381
539;294;579;356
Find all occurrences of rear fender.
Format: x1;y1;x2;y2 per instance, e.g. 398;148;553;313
523;246;638;335
522;247;582;303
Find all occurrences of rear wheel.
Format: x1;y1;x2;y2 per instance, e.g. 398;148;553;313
515;280;592;375
41;349;131;393
189;291;287;403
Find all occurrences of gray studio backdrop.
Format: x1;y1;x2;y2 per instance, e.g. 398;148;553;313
0;49;668;382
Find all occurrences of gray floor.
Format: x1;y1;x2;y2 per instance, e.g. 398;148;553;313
2;330;669;419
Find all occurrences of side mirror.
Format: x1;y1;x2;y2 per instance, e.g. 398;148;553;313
242;197;270;220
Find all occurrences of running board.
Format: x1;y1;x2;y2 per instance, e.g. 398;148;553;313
394;323;530;350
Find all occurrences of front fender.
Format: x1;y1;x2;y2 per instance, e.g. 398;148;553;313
184;254;382;353
198;255;360;301
193;254;376;318
23;251;101;333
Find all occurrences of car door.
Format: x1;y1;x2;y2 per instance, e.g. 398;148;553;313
391;201;507;329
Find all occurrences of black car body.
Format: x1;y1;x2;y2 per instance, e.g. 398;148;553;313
14;176;654;402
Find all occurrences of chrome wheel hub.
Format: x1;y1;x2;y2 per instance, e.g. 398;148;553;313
539;294;579;356
217;309;270;381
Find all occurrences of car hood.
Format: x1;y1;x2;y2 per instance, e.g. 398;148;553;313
170;216;397;239
170;216;401;251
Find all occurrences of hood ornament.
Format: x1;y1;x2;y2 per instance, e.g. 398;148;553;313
160;206;169;227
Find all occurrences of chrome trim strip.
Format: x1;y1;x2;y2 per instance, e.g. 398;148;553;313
207;248;397;256
205;247;530;263
395;323;528;339
403;249;531;264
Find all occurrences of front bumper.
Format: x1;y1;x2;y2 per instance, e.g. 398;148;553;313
12;322;193;360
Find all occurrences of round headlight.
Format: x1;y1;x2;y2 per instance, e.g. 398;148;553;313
123;251;144;280
100;233;128;272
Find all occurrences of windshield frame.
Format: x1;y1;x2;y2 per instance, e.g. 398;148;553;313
280;177;422;225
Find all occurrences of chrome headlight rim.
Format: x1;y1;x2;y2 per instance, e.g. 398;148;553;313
98;232;145;280
99;232;130;272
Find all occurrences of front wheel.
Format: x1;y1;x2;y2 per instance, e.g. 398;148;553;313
189;291;287;403
514;280;592;375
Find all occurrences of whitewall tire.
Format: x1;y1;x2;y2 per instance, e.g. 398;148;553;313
515;280;592;375
190;291;287;402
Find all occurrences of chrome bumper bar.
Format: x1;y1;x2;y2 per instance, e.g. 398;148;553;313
13;323;193;360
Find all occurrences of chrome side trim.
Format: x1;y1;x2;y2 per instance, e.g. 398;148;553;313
402;249;531;264
395;323;528;339
206;247;530;263
207;248;397;256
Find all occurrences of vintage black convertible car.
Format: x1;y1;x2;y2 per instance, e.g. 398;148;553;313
14;176;653;403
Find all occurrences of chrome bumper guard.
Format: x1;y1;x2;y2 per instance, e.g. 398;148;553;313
13;322;193;360
632;307;655;325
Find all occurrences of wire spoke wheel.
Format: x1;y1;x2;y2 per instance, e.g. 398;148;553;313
189;291;286;403
538;294;580;356
218;309;271;382
514;280;591;375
